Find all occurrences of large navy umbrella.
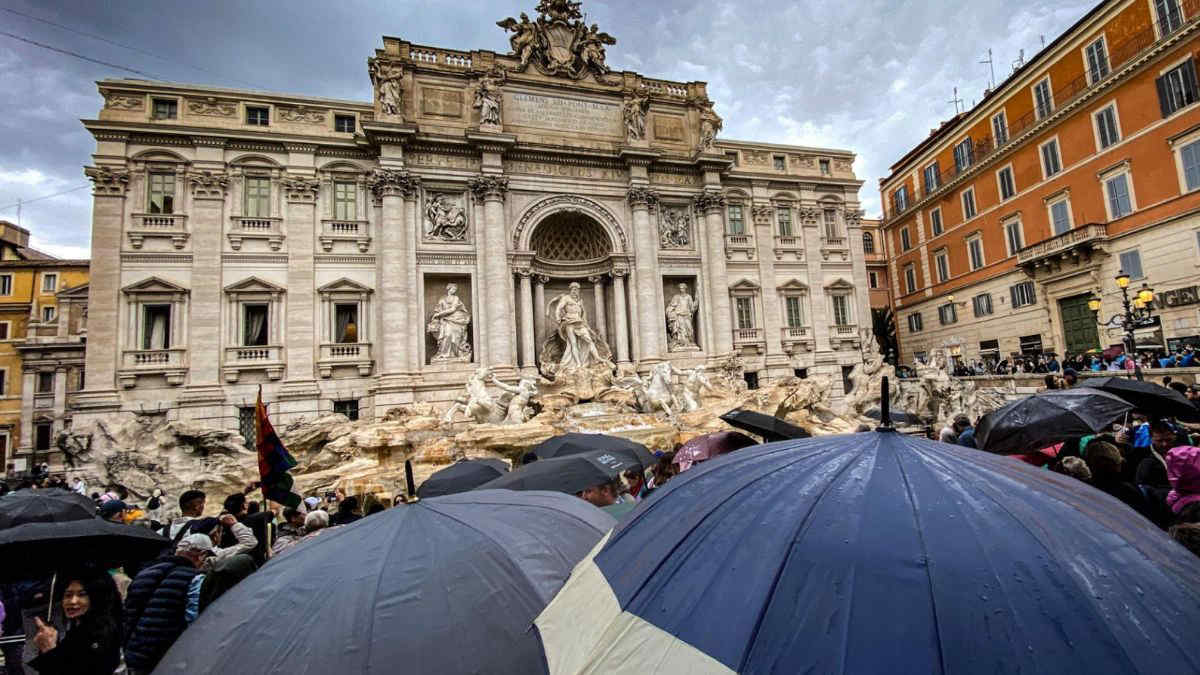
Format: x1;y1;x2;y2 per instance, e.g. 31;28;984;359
416;458;509;498
535;432;1200;674
155;490;614;674
976;388;1134;455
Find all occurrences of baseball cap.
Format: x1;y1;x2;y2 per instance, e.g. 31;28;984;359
177;533;215;556
98;500;128;519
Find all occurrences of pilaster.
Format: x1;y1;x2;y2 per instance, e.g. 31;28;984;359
627;187;663;365
180;168;229;406
696;191;732;358
278;173;321;401
752;202;787;371
468;174;516;377
370;168;420;399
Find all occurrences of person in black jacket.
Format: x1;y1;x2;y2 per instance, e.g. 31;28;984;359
27;571;122;675
121;536;210;675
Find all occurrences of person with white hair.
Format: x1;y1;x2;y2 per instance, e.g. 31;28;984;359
122;534;211;674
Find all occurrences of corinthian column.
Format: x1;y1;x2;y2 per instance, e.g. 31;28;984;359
752;203;786;366
517;269;536;372
468;175;515;373
279;174;321;399
611;269;631;364
627;187;663;365
181;168;229;405
697;192;733;356
589;275;608;343
369;169;419;389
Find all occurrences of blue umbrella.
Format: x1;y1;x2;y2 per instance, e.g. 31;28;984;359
536;431;1200;674
156;490;614;674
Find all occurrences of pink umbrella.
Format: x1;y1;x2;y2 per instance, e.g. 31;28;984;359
674;432;758;472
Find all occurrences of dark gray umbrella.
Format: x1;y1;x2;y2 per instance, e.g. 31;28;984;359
720;409;811;442
976;388;1134;455
476;450;632;495
533;433;656;468
0;488;96;528
1079;377;1200;421
0;519;171;581
154;490;614;674
417;459;509;498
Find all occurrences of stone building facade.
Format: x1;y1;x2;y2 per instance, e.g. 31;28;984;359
880;0;1200;366
75;1;868;428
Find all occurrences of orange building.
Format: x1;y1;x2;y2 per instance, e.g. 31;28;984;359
880;0;1200;366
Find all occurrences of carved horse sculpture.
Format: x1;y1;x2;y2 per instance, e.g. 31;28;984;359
640;362;680;419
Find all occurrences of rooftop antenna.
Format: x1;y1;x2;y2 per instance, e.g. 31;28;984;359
1012;49;1025;72
948;87;964;115
15;198;21;227
1040;34;1045;49
980;48;996;89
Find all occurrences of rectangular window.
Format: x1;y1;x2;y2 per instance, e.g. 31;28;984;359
954;138;973;172
938;303;957;325
246;106;269;126
1085;37;1110;83
42;273;57;293
1155;0;1184;35
1050;199;1072;235
148;172;176;214
785;296;804;327
243;304;269;346
973;293;994;317
773;155;786;171
726;152;739;166
334;181;357;221
333;399;360;421
1157;60;1199;118
727;205;745;234
1041;139;1062;177
0;370;5;395
832;295;851;326
1105;173;1133;219
907;312;923;332
930;208;943;235
900;227;911;251
868;271;879;289
1011;281;1037;308
735;296;755;330
904;264;917;294
238;407;256;449
967;236;984;270
334;114;356;133
0;322;8;340
41;306;55;323
1004;219;1024;255
819;159;831;175
862;232;875;253
244;177;271;218
894;186;909;213
776;207;792;236
1095;105;1120;149
923;162;940;193
152;98;177;120
997;166;1016;201
1183;140;1200;191
1034;78;1053;119
1119;249;1144;279
962;188;977;219
823;209;839;238
0;275;10;296
35;423;52;452
335;303;359;343
142;304;170;350
36;371;54;394
992;111;1009;146
935;250;949;282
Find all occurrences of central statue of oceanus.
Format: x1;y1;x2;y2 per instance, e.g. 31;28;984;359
539;281;613;379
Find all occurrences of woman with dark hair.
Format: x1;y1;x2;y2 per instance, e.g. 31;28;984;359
28;571;122;675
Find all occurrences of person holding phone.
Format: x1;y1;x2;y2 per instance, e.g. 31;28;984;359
28;572;122;675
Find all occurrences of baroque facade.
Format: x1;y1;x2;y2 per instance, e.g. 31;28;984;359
75;0;868;429
881;0;1200;366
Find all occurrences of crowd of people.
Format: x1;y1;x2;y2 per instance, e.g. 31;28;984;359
913;344;1199;378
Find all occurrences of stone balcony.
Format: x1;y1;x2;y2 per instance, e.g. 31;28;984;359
819;236;850;262
1016;222;1108;273
223;345;284;382
319;220;371;253
128;213;189;250
724;233;755;260
780;326;814;353
318;342;374;378
118;348;188;387
34;393;54;410
228;216;284;251
732;327;765;353
829;323;860;351
773;235;804;261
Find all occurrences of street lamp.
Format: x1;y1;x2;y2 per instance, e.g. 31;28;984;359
1090;270;1155;381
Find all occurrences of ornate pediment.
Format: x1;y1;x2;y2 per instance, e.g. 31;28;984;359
497;1;617;82
776;279;809;293
318;278;373;294
56;283;91;300
823;277;855;291
122;277;188;295
224;276;286;294
729;278;761;292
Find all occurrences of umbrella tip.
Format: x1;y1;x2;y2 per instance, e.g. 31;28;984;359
404;460;417;501
875;376;896;433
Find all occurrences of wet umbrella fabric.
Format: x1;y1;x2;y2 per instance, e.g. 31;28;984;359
673;432;757;471
0;488;97;528
864;406;922;425
718;409;810;442
533;433;656;468
975;388;1134;455
1079;376;1200;421
0;519;170;581
534;433;1200;674
476;451;631;495
155;490;614;675
416;459;509;498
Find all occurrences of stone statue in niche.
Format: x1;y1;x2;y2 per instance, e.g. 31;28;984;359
368;58;404;118
541;282;613;379
623;91;649;141
697;99;723;152
425;194;468;241
659;207;690;248
427;283;472;362
474;69;505;128
665;282;699;351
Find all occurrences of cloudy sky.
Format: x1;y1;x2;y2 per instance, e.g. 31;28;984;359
0;0;1095;259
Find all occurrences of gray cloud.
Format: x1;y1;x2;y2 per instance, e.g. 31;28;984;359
0;0;1093;256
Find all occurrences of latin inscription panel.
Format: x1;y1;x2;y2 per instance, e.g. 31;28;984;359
504;91;621;136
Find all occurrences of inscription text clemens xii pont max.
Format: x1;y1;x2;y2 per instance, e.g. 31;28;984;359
504;91;621;136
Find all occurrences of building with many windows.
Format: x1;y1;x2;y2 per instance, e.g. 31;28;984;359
0;222;89;474
881;0;1200;365
73;0;870;433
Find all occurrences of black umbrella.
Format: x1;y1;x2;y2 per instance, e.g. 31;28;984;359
0;519;171;581
1079;376;1200;421
864;406;922;425
417;459;509;499
154;490;614;674
533;432;656;468
0;488;97;528
477;450;632;494
976;388;1134;455
720;409;811;442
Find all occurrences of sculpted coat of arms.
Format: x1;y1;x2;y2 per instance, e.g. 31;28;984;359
497;0;617;82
